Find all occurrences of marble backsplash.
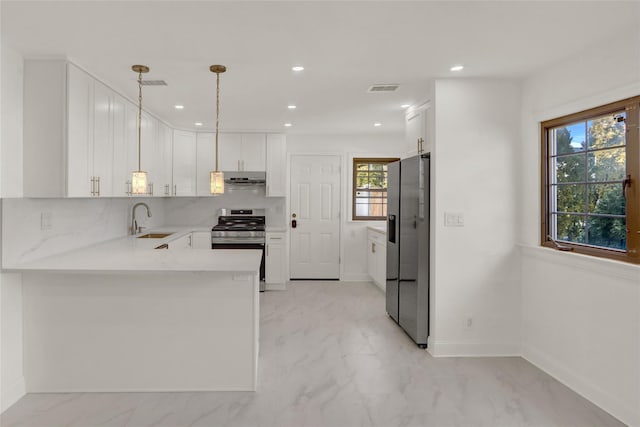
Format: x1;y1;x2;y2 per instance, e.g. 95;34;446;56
163;192;286;228
1;198;165;267
1;193;286;268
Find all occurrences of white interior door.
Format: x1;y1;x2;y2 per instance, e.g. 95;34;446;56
290;155;341;279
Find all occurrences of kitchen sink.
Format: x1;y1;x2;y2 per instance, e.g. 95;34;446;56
137;233;173;239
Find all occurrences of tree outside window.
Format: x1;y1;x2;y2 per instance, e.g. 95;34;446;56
542;96;639;264
353;158;398;220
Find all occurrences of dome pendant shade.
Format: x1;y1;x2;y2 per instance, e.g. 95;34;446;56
210;171;224;195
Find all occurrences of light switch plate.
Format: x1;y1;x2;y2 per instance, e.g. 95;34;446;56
444;212;464;227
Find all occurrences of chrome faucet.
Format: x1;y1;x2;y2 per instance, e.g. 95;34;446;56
131;202;152;235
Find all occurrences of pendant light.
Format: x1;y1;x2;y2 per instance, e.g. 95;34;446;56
131;64;149;195
209;64;226;195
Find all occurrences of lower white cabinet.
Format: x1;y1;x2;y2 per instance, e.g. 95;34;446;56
265;232;287;284
367;228;387;290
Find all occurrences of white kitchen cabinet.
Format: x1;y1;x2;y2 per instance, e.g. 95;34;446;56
196;133;216;196
157;122;174;196
219;133;266;172
140;116;173;197
265;232;287;285
90;80;115;197
67;69;120;197
112;93;134;197
266;134;286;197
367;228;387;291
241;134;266;171
403;101;433;159
65;62;93;198
172;130;197;196
218;133;242;172
191;231;212;249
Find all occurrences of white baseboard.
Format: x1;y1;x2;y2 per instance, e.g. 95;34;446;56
1;375;26;414
427;339;520;358
522;344;638;427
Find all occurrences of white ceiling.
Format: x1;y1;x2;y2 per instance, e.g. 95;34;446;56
2;1;638;134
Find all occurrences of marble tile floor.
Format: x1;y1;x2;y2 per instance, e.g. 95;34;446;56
2;281;624;427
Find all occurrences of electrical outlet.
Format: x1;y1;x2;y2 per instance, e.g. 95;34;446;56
445;212;464;227
40;212;52;230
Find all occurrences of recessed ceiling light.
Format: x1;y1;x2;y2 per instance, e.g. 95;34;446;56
401;104;411;108
288;105;297;109
374;123;382;127
174;105;184;110
291;66;304;72
194;122;203;127
284;123;293;127
450;65;464;72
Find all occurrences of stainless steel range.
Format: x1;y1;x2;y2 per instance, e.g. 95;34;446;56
212;209;266;291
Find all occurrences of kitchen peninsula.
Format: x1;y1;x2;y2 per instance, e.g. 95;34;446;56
4;229;262;393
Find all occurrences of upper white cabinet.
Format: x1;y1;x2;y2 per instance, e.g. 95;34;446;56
172;130;197;196
404;103;431;159
219;133;266;172
266;134;286;197
112;93;135;197
24;60;120;197
157;122;174;196
195;133;216;196
65;62;94;197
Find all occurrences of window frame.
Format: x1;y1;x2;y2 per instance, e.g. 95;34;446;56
540;96;640;264
352;157;399;221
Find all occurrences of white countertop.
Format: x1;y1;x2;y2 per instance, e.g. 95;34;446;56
6;227;262;274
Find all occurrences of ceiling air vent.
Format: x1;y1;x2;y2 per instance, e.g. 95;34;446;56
141;80;168;86
367;84;399;93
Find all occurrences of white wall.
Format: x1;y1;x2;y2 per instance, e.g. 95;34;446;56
429;79;522;357
1;41;23;198
287;134;403;281
520;28;640;427
0;39;26;413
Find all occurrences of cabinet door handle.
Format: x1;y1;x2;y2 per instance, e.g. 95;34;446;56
165;184;170;196
372;242;376;253
174;184;177;196
148;182;153;196
90;177;95;196
97;176;101;196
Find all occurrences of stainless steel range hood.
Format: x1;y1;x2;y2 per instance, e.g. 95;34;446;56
223;171;266;187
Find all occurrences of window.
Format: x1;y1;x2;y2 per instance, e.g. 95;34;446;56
353;158;399;221
541;96;639;263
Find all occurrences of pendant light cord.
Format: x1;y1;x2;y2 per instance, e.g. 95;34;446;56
137;70;143;172
215;71;220;172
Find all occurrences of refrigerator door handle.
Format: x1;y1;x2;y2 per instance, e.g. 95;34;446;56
388;215;396;243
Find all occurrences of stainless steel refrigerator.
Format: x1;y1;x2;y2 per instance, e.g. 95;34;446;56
386;154;430;347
